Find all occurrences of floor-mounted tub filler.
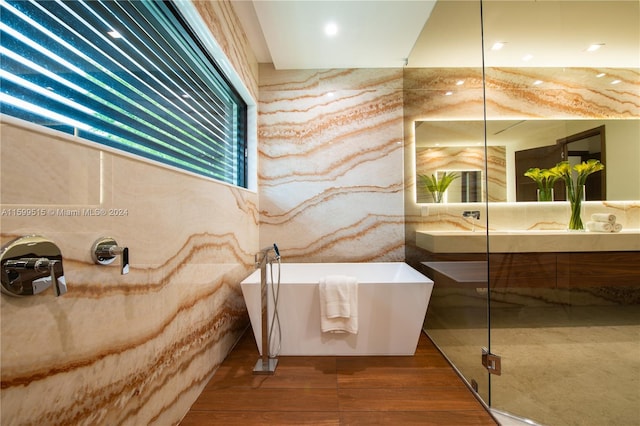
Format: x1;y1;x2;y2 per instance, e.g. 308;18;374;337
240;262;434;356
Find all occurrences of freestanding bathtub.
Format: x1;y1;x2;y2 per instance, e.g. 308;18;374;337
240;262;434;356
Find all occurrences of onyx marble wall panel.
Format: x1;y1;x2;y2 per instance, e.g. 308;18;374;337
258;66;406;262
0;2;258;424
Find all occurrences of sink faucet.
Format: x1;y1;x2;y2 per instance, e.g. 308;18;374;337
463;210;481;220
462;210;481;232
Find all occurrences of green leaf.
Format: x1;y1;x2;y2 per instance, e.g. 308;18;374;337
419;172;459;202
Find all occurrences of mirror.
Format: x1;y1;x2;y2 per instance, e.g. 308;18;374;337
443;170;482;203
415;119;639;203
418;169;483;203
415;139;506;203
409;0;639;204
515;125;606;202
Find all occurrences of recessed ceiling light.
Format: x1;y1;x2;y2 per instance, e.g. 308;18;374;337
107;30;122;39
445;91;453;96
522;54;533;62
324;22;338;37
456;80;465;86
611;80;621;85
596;73;606;78
491;42;506;51
587;43;604;52
533;80;543;85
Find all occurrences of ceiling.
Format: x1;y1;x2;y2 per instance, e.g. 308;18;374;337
231;0;437;69
230;0;639;70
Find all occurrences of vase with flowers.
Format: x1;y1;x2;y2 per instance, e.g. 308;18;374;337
556;159;605;231
524;165;562;201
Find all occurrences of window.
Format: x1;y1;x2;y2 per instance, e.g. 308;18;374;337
1;0;248;187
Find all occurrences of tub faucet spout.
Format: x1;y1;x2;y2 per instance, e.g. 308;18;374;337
255;244;280;269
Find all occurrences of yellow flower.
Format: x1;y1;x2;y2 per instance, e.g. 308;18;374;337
555;161;572;179
524;167;561;190
574;159;604;186
556;159;605;203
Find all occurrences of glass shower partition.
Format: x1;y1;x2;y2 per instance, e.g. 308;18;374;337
482;1;640;425
418;0;492;407
421;1;639;425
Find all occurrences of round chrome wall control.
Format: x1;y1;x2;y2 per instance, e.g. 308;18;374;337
91;237;118;265
1;235;67;297
91;237;129;274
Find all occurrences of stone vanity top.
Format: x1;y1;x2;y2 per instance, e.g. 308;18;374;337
416;229;640;253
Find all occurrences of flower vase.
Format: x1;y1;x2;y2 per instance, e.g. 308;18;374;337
568;185;585;231
537;188;554;202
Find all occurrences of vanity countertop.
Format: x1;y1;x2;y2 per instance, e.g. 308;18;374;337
416;229;640;253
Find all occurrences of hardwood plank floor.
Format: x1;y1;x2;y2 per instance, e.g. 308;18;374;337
181;328;498;425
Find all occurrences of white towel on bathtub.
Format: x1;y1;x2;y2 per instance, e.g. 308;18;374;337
319;275;358;334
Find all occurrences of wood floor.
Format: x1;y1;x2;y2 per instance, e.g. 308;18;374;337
180;328;498;425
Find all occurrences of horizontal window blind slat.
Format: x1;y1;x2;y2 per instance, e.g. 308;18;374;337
0;0;247;186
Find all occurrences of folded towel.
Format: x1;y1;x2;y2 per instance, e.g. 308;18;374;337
591;213;616;224
587;221;613;232
319;275;358;334
612;223;623;233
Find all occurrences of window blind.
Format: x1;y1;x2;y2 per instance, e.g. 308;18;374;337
0;0;247;187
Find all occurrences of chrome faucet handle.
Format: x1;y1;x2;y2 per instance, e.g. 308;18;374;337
92;237;129;275
108;245;129;275
46;259;67;296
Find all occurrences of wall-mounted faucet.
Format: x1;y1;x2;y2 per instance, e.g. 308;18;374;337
1;235;67;297
463;210;481;220
462;210;481;232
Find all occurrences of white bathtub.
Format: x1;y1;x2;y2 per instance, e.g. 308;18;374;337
240;262;434;356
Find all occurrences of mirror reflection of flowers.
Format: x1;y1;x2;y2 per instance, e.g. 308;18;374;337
524;165;563;201
557;159;605;230
419;172;459;203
